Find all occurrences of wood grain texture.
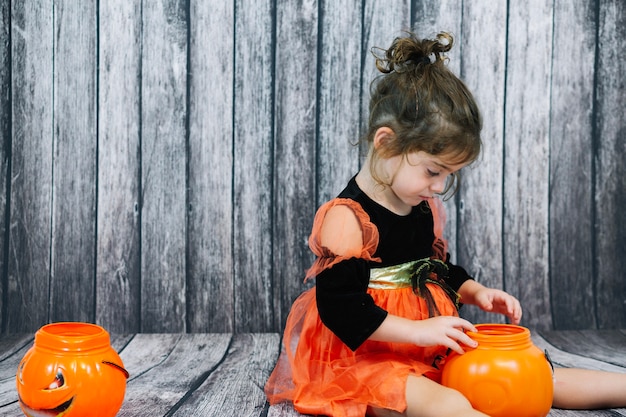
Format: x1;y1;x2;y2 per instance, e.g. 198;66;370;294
456;1;508;325
7;0;54;332
271;0;318;330
0;353;27;411
117;333;232;416
548;409;626;416
594;0;626;329
170;334;277;416
268;402;311;417
0;334;32;362
233;0;275;333
316;0;362;205
0;335;31;408
50;0;98;323
538;329;626;368
549;0;597;329
96;0;142;333
109;333;135;352
0;0;9;333
187;0;235;333
412;0;462;38
140;0;188;332
502;1;554;330
0;0;624;335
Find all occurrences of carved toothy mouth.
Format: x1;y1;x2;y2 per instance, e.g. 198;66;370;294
19;396;74;417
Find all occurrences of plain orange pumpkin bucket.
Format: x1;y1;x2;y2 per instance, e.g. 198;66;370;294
441;323;554;417
16;322;129;417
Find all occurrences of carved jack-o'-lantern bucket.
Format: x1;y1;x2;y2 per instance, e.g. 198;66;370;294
441;323;554;417
16;322;129;417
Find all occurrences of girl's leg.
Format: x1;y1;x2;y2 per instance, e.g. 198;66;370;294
553;368;626;409
367;375;489;417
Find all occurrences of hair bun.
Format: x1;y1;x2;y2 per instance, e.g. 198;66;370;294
374;32;453;74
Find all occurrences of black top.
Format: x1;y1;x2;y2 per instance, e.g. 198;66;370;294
315;177;472;350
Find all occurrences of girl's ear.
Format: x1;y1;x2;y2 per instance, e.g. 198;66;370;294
373;127;396;149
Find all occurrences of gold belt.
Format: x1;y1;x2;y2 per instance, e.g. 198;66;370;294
368;258;461;314
369;260;417;289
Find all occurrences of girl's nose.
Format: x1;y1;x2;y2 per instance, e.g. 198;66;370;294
430;177;447;194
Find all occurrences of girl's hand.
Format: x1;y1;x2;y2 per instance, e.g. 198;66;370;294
411;316;479;355
473;287;522;325
458;280;523;325
369;314;478;355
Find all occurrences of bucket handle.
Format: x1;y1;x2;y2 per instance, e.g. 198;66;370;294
102;360;130;379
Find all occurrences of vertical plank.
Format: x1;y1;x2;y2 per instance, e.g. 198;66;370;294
50;0;98;323
0;0;10;331
7;1;53;332
549;1;597;329
272;0;318;330
317;0;362;204
141;0;188;332
412;0;462;36
503;1;554;330
412;2;463;271
361;1;410;122
361;1;410;134
187;0;235;332
96;1;142;333
595;0;626;328
359;1;411;231
457;2;507;324
233;0;275;332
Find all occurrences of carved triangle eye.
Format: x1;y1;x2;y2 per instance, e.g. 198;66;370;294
46;369;65;390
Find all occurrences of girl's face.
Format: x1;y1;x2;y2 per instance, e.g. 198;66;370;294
381;150;467;213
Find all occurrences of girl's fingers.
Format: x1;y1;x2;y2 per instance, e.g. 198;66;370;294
448;326;477;353
454;317;477;333
447;340;466;355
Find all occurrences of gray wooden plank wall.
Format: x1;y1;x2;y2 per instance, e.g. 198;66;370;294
0;1;624;335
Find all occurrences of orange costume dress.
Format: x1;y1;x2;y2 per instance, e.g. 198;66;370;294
265;177;472;417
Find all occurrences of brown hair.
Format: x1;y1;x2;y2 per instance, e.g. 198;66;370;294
365;32;482;196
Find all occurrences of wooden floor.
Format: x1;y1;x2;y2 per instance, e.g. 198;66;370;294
1;330;625;416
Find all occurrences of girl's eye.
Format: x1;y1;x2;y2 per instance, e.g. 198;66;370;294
427;169;440;177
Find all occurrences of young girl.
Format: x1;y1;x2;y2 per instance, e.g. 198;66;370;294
265;32;626;417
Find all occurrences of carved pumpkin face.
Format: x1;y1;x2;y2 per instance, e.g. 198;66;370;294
16;323;128;417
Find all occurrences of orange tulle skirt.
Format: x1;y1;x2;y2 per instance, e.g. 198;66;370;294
265;283;458;417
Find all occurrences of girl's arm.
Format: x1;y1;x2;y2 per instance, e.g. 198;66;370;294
367;280;522;354
368;313;478;355
457;280;523;324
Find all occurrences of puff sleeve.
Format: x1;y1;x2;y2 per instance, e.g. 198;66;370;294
305;199;386;350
